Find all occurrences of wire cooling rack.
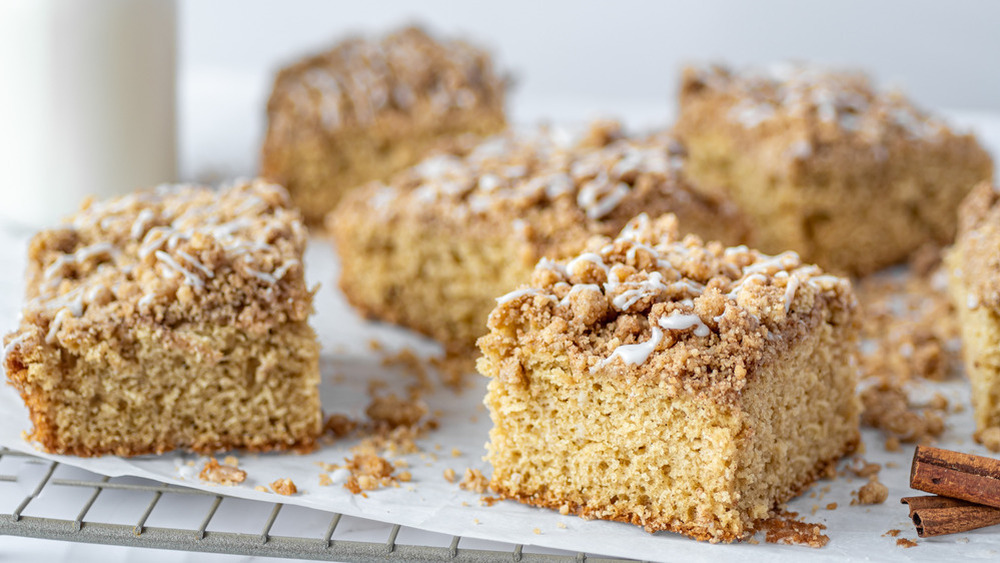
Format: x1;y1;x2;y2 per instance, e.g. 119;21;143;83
0;447;638;562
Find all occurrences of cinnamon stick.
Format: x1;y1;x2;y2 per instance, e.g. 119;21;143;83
910;445;1000;508
901;495;1000;537
900;495;974;517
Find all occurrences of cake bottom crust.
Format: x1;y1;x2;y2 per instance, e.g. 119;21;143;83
489;435;857;543
5;320;322;458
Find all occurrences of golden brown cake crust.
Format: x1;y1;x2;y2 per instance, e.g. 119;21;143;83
489;440;855;542
478;213;854;405
261;26;507;224
674;63;994;275
3;180;322;457
955;182;1000;310
329;123;750;351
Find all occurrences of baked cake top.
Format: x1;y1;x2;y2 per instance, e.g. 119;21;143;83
267;26;505;133
334;121;745;254
680;63;953;150
955;182;1000;310
4;180;311;361
479;213;855;404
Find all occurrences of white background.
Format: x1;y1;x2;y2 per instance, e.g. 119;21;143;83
177;0;1000;181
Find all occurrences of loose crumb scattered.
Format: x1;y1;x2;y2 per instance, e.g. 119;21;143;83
533;528;541;535
451;448;462;457
366;394;428;429
254;485;268;492
199;458;247;486
847;458;882;478
473;518;480;525
853;479;889;505
343;453;398;494
443;468;457;483
481;496;502;507
856;267;957;447
459;468;489;493
223;455;239;467
896;538;918;548
761;511;829;548
826;503;838;510
270;478;298;496
324;413;359;438
557;522;567;529
318;473;333;486
883;529;901;537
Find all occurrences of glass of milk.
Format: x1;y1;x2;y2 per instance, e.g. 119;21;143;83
0;0;177;230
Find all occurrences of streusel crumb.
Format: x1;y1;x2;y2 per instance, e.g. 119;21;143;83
270;478;298;496
199;458;247;486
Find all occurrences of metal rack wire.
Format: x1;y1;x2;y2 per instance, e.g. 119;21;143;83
0;447;637;562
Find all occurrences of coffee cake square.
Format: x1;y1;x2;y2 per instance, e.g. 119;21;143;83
674;63;993;275
261;26;507;225
329;123;749;353
477;214;859;541
2;180;322;456
948;182;1000;440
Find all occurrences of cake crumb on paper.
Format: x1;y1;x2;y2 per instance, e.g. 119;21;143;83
853;479;888;505
761;511;829;548
199;458;247;486
270;478;298;496
459;468;489;493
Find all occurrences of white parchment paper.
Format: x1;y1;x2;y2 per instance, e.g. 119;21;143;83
3;113;1000;562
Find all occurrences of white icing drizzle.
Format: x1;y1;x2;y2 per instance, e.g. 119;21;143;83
727;273;768;300
246;267;278;284
742;251;802;276
536;257;568;277
658;312;710;337
46;309;72;343
2;332;30;361
368;185;398;211
138;227;171;259
577;178;630;219
176;250;215;279
42;242;118;291
591;326;663;373
137;293;158;309
565;253;608;277
496;287;557;305
154;250;205;287
130;208;155;240
608;272;669;312
783;273;801;312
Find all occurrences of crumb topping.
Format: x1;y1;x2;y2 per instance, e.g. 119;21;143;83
955;182;1000;310
480;213;855;403
4;180;311;363
268;26;505;132
343;121;744;254
362;123;686;220
682;63;948;145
